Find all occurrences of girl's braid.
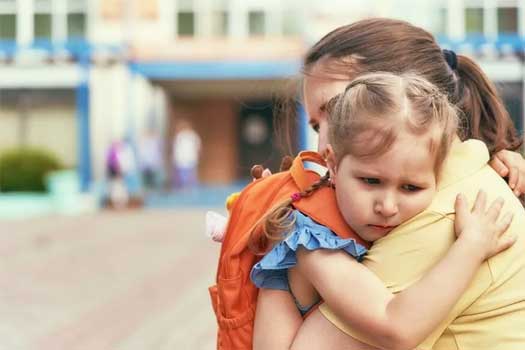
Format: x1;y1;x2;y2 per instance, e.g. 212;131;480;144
299;172;331;199
249;172;332;255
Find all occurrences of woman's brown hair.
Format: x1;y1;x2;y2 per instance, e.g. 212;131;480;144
277;17;522;155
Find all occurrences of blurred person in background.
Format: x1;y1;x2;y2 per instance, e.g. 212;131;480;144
172;119;201;191
105;140;129;209
105;138;140;209
138;128;162;190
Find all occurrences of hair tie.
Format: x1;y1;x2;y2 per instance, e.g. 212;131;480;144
290;192;302;202
443;49;457;71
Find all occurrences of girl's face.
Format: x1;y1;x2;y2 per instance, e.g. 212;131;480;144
303;68;351;154
326;132;437;242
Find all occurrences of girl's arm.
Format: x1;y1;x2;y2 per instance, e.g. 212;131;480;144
295;192;515;350
489;149;525;196
253;288;303;350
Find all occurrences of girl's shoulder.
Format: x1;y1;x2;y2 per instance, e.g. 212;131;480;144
251;210;367;290
290;210;367;258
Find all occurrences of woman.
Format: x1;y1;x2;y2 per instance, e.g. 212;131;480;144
255;18;525;350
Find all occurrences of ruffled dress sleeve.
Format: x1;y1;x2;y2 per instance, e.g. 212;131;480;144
250;210;367;291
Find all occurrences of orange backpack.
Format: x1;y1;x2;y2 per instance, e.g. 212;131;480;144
208;151;369;350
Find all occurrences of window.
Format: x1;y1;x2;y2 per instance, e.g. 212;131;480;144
499;82;523;134
0;14;16;40
498;7;518;34
249;11;265;36
34;13;52;39
465;8;483;34
177;12;195;36
67;0;87;39
67;13;86;38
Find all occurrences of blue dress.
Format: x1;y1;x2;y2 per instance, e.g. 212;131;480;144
250;210;367;314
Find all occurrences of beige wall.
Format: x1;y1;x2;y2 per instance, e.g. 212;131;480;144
0;110;19;149
0;101;77;167
26;107;77;167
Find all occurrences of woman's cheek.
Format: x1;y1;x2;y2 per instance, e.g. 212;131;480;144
317;120;329;154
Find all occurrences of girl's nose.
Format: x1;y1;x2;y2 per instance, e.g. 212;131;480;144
374;194;399;217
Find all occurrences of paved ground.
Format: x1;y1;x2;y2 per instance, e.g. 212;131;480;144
0;209;222;350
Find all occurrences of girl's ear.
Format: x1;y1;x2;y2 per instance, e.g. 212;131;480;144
325;144;337;182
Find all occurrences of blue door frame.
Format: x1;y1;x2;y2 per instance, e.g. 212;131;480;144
76;61;91;192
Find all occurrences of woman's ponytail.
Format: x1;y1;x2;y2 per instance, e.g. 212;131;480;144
455;54;522;154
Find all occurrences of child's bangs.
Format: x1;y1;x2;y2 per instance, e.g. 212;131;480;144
345;124;398;160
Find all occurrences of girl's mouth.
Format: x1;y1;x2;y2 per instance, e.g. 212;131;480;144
368;224;398;230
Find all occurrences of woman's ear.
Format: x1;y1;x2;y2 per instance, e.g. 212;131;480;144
325;144;337;183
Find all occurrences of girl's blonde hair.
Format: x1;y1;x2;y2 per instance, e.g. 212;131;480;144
250;73;458;253
328;72;459;175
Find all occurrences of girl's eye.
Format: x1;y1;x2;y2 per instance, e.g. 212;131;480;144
402;184;422;192
361;177;380;185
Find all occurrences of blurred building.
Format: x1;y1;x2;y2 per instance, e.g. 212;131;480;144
0;0;524;191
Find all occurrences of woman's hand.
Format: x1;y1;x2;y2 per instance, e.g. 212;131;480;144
454;190;516;261
489;150;525;197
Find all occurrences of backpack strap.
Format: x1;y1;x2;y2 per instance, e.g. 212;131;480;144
290;151;326;192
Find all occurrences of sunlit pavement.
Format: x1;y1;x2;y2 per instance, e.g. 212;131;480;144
0;208;222;350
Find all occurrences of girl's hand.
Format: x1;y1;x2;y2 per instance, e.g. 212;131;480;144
454;190;516;261
489;149;525;197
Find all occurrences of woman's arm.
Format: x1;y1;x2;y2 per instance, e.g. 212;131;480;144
295;192;514;350
254;289;385;350
253;288;303;350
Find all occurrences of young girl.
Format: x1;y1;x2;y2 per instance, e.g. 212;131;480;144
250;72;516;350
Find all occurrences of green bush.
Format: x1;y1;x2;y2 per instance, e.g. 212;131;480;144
0;148;63;192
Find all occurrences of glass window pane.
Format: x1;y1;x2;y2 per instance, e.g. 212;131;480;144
0;14;16;40
498;7;518;34
177;12;194;36
249;11;265;36
68;13;86;38
465;8;483;34
211;11;228;36
34;14;52;39
499;82;523;134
